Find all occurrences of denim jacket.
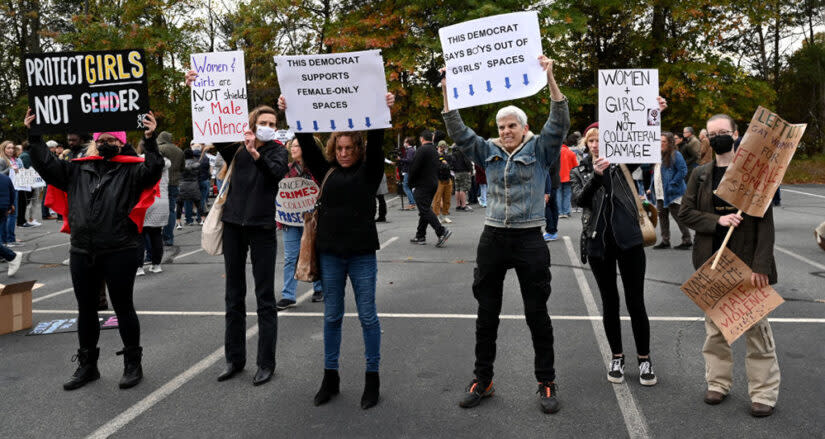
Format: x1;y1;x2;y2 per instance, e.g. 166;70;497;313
442;99;570;228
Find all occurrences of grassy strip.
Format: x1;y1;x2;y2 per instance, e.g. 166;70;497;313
784;154;825;184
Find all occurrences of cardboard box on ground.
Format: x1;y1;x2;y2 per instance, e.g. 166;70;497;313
0;280;37;335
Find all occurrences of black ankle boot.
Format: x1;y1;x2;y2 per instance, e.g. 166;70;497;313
314;369;340;406
63;347;100;391
361;371;380;409
117;346;143;389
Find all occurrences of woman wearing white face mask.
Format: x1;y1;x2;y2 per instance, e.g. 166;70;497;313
188;64;290;387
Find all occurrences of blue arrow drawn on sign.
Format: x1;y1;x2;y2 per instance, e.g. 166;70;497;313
313;120;319;131
330;120;336;130
348;118;354;129
296;121;303;131
469;84;475;96
486;81;492;92
365;117;372;128
505;77;511;89
453;88;459;99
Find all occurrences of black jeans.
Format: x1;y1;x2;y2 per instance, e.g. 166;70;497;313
376;194;387;220
413;187;444;239
588;239;649;356
222;222;278;369
70;248;140;349
473;226;555;383
142;227;163;265
17;191;29;225
545;189;559;234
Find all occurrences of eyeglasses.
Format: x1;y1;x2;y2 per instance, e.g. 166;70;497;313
95;139;120;146
707;130;733;139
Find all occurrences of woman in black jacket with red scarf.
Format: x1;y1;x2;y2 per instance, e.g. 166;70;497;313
278;93;394;410
24;109;163;391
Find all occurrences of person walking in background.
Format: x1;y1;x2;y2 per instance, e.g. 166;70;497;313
452;143;474;211
177;149;203;227
648;132;692;250
544;156;560;241
698;129;712;165
678;113;780;418
556;136;578;218
398;136;417;210
475;163;487;208
441;56;568;414
276;138;324;310
408;130;451;246
681;126;701;181
141;154;170;274
431;141;454;224
280;92;394;410
198;146;212;214
158;131;183;246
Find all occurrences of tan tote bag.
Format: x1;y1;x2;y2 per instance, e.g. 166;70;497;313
619;164;658;247
294;168;334;282
201;149;239;256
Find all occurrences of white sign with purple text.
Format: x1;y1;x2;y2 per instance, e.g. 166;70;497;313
190;50;249;143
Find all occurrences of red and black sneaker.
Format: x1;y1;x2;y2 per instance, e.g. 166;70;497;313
458;378;494;408
537;381;560;414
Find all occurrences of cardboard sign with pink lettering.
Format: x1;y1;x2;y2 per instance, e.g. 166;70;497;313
714;106;806;217
681;247;784;344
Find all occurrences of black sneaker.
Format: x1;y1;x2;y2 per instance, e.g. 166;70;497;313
639;358;657;386
410;237;426;245
537;381;560;414
674;242;692;250
607;356;625;383
653;242;670;249
276;299;296;310
311;290;324;302
458;378;494;408
436;229;452;248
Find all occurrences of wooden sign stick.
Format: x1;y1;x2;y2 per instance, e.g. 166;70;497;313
711;209;743;270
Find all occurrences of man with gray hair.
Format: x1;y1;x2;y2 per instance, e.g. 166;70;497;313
681;126;701;180
440;55;569;414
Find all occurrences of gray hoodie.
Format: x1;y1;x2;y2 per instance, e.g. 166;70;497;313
157;131;184;186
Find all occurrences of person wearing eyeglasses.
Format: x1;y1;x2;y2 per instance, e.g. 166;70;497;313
24;109;164;391
678;114;780;418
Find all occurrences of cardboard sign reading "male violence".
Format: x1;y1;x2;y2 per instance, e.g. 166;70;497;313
681;247;784;344
714;107;806;217
25;49;150;135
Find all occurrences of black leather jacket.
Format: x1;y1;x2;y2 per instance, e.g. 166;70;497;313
29;134;164;254
571;157;643;260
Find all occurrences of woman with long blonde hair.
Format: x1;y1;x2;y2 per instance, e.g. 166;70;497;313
0;140;22;245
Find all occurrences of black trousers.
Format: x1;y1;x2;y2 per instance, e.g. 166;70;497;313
413;187;444;239
142;227;163;265
70;248;140;349
376;194;387;220
473;226;555;383
588;239;649;356
17;191;30;225
222;222;278;369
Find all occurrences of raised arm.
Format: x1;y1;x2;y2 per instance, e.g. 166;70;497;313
24;108;71;191
365;128;386;187
135;112;164;188
295;133;330;178
533;56;570;168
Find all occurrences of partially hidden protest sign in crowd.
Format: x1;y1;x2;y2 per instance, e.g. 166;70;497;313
189;50;249;143
274;50;391;133
598;68;661;164
681;247;785;344
25;49;150;134
275;177;320;227
439;11;546;110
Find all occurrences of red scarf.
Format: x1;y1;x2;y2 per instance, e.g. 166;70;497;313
44;155;160;234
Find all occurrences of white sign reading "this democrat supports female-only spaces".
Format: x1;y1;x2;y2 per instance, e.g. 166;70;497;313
439;11;547;110
275;50;391;133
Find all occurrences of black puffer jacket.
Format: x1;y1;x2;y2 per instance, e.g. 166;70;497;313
216;141;288;227
29;134;164;254
572;159;642;260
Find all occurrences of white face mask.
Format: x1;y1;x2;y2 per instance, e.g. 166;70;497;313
255;125;277;142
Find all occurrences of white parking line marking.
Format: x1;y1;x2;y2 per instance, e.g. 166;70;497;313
22;241;70;255
563;236;650;439
32;288;74;303
380;236;399;250
775;245;825;271
782;188;825;200
173;248;204;261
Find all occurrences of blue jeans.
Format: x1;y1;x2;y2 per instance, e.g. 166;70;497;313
163;185;179;244
3;191;17;243
401;173;415;206
199;180;210;212
0;213;14;260
281;225;322;301
478;184;488;206
555;182;572;216
320;252;380;372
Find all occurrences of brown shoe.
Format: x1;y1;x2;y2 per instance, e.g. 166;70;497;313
750;402;774;417
704;390;727;405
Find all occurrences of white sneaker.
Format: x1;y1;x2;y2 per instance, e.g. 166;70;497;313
150;264;163;273
30;220;42;226
607;356;625;383
176;223;182;230
443;217;453;224
198;219;204;226
136;267;145;276
8;251;22;276
639;359;658;386
62;258;70;266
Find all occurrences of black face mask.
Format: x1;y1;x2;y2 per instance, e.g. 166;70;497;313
99;143;120;159
710;134;734;155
